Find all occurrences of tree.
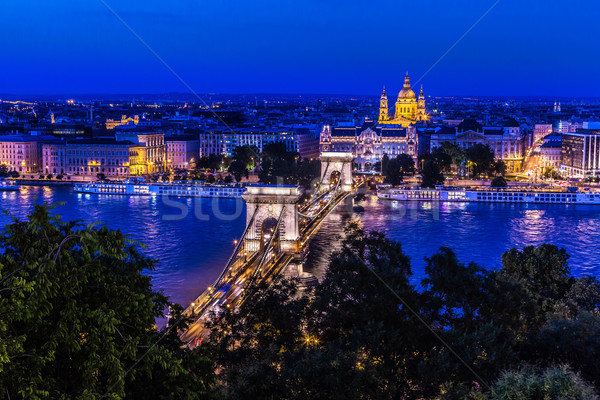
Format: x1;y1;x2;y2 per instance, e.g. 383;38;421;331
490;176;507;187
483;366;598;399
257;141;314;186
441;141;466;171
494;160;507;176
500;245;574;322
542;166;561;180
196;154;224;171
431;146;453;173
46;174;53;180
421;158;445;188
296;158;321;190
8;171;19;179
381;154;390;175
228;159;249;182
207;220;600;399
55;174;64;180
385;154;415;186
232;145;259;169
466;144;496;178
0;164;8;178
96;173;106;181
0;206;217;399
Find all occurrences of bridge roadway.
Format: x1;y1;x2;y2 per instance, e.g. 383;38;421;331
181;182;358;344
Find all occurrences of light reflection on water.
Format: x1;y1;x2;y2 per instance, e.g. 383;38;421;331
0;187;599;306
309;197;600;285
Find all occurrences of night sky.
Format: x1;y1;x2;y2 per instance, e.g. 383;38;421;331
0;0;597;96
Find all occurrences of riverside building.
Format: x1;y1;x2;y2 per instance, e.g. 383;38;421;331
560;130;600;178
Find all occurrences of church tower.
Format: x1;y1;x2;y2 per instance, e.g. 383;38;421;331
378;86;389;122
417;85;427;121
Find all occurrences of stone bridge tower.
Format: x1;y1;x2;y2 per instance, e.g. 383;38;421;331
319;152;354;192
242;185;302;254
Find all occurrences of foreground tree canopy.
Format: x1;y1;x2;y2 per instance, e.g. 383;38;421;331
209;222;600;399
2;208;600;399
0;205;214;399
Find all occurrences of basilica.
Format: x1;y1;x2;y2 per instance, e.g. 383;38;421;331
378;72;427;127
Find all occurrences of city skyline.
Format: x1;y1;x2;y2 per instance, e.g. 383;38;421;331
1;0;598;96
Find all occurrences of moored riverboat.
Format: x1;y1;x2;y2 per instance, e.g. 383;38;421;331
0;180;20;191
74;181;246;198
377;186;600;205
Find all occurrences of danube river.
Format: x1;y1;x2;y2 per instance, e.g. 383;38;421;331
1;185;599;307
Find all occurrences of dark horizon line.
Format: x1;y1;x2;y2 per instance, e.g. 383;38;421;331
1;92;599;101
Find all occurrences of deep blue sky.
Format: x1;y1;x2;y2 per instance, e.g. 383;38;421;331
0;0;597;96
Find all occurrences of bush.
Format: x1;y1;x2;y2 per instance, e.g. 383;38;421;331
487;366;598;399
491;176;507;188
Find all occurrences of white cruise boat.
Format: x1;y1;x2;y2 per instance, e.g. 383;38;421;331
74;181;246;198
377;186;600;205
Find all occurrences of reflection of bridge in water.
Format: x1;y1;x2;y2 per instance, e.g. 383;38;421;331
182;152;358;343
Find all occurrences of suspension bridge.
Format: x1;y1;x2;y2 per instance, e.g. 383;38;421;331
181;152;359;344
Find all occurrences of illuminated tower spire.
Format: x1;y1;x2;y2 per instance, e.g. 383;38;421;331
379;85;389;122
417;85;426;121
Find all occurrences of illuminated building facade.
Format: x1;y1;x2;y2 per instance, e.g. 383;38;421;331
166;136;200;170
560;130;600;178
42;142;66;175
319;119;417;171
105;115;140;130
539;139;562;170
378;72;427;127
0;135;44;173
115;131;166;175
199;128;319;159
60;139;134;177
429;119;526;173
534;123;553;142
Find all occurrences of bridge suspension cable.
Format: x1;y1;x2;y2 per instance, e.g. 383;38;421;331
213;204;259;288
247;205;287;286
299;161;346;219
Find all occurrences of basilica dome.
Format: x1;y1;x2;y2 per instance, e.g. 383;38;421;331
397;72;416;99
398;86;416;99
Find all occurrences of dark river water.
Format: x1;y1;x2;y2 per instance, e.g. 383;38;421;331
1;185;599;307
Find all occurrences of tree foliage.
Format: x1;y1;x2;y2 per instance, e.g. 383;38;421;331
4;208;600;399
228;160;248;182
258;141;319;189
384;154;415;185
196;154;225;171
208;222;600;399
441;141;466;169
0;205;215;399
466;144;504;178
490;176;507;187
484;366;598;399
421;158;445;188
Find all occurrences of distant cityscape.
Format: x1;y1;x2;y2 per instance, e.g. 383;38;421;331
2;76;600;182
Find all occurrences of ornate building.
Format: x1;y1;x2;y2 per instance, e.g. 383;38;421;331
320;118;417;171
429;119;526;173
378;72;427;127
